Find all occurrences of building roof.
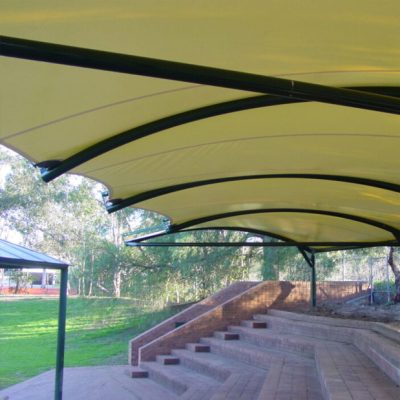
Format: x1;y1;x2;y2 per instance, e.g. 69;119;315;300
0;239;68;269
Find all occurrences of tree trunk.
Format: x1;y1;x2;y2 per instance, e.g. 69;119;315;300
262;237;279;280
82;275;86;297
387;247;400;302
14;275;20;294
175;286;180;304
88;251;94;297
113;270;121;298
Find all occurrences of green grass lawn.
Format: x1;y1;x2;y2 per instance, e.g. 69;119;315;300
0;296;178;389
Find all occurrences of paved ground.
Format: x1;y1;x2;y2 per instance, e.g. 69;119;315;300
0;365;176;400
2;308;400;400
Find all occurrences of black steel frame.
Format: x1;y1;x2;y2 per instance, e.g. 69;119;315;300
171;208;400;241
127;240;399;248
36;87;400;184
2;36;400;115
1;264;68;400
106;174;400;212
1;35;400;184
2;36;400;312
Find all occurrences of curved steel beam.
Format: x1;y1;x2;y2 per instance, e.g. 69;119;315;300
2;36;400;177
106;173;400;213
312;244;390;253
126;225;314;254
128;225;295;243
2;36;400;114
182;226;314;254
127;240;399;248
38;94;300;181
37;84;400;182
176;226;300;243
124;225;398;252
171;208;400;241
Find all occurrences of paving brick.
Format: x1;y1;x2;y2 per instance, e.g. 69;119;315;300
130;368;149;378
214;331;240;340
186;343;210;352
156;355;180;365
241;320;267;329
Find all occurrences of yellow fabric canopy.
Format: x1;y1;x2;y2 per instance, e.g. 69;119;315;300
1;1;400;249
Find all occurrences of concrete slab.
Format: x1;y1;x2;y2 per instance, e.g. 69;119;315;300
0;365;177;400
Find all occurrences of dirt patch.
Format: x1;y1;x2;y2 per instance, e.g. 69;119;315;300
301;300;400;329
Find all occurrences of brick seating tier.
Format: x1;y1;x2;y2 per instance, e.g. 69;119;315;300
129;309;400;399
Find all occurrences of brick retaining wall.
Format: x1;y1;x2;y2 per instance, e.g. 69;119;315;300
129;281;259;365
134;280;368;364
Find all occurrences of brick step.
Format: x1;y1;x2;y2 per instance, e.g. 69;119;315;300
267;309;400;345
240;320;267;329
228;325;319;358
210;371;266;400
156;355;180;365
180;381;225;400
372;324;400;346
214;331;240;340
200;336;312;370
129;367;149;378
186;343;210;353
140;361;220;396
267;309;373;328
253;314;354;343
315;345;400;400
355;329;400;385
256;359;322;400
124;371;180;400
172;348;263;382
260;311;400;385
136;379;180;400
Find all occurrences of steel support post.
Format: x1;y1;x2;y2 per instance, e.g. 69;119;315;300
298;248;317;307
55;267;68;400
310;253;317;308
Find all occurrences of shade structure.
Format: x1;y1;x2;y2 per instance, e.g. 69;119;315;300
0;239;68;400
0;238;68;269
1;1;400;250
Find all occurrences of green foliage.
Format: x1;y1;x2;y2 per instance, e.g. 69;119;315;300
2;146;396;306
373;280;396;304
0;147;265;304
5;270;33;294
0;297;178;389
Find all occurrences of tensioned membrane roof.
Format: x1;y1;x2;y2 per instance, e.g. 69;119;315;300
1;1;400;251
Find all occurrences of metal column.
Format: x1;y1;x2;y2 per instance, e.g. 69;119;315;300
55;267;68;400
310;251;317;307
298;248;317;307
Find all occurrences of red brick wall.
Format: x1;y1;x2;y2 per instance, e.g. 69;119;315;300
136;280;368;364
0;287;60;295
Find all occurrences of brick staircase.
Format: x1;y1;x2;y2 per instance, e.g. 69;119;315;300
129;309;400;400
